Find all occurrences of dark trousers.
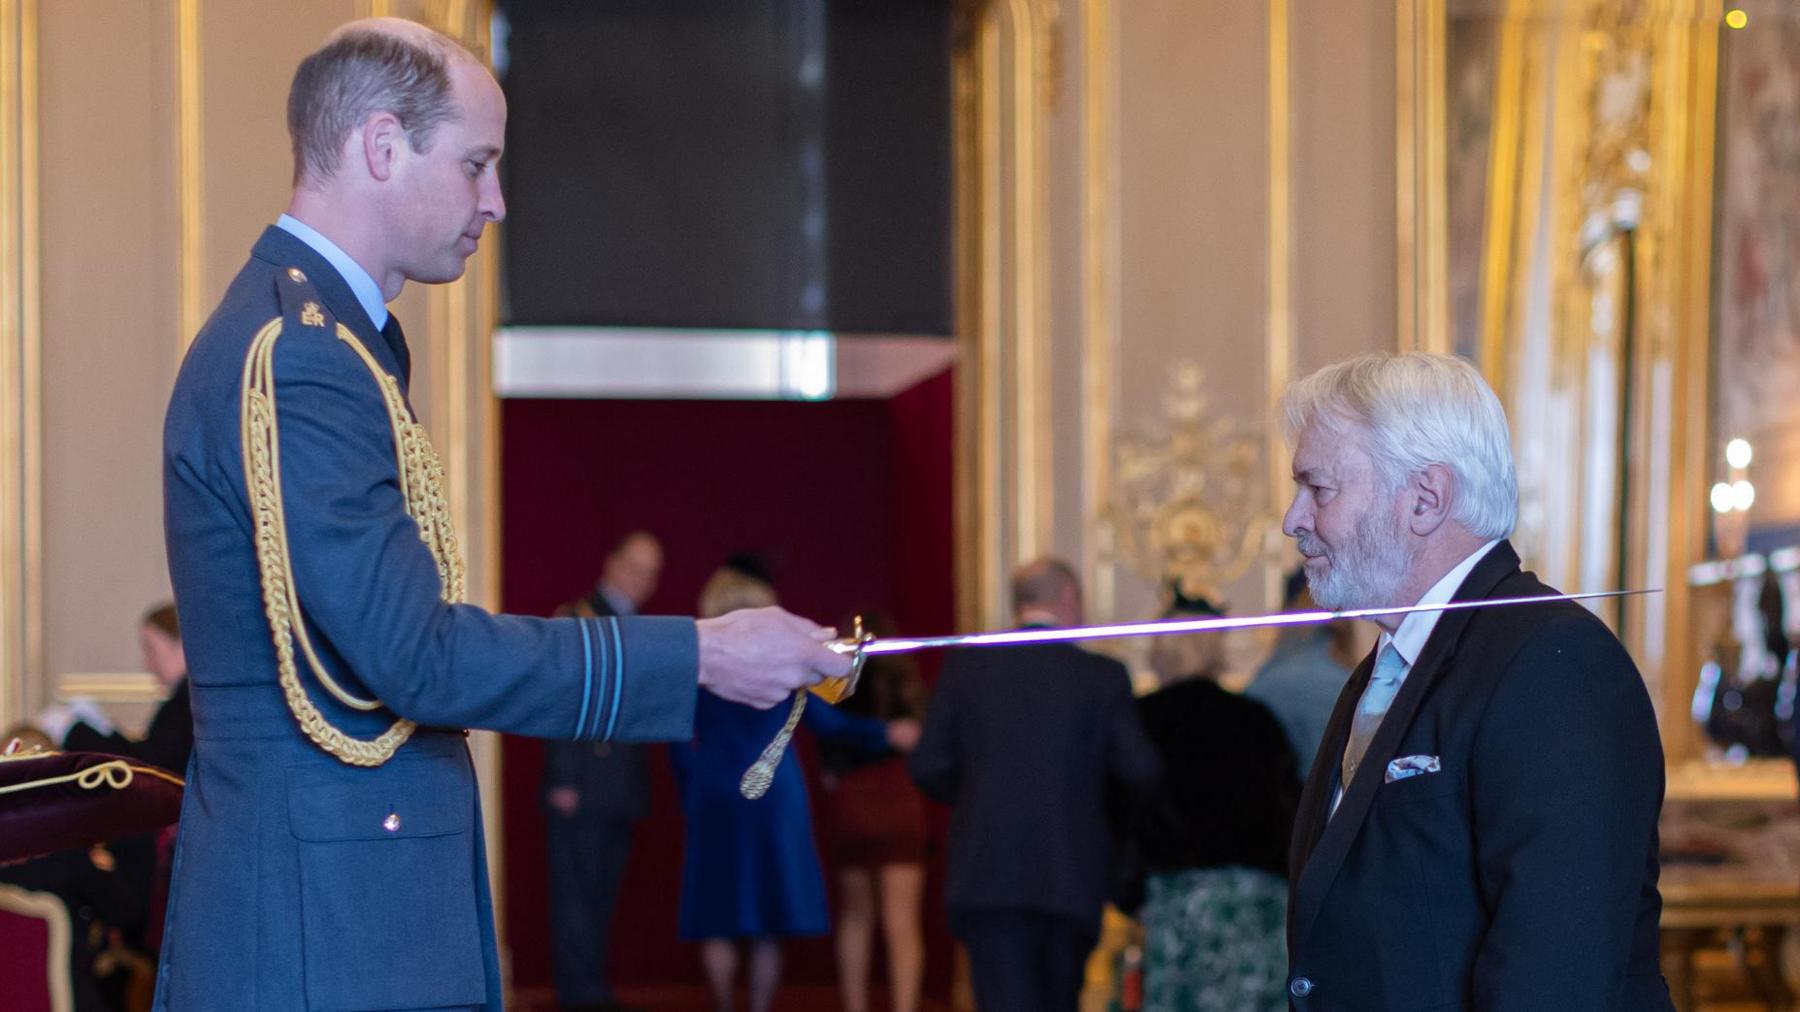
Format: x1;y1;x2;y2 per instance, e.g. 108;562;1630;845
952;907;1097;1012
547;816;636;1006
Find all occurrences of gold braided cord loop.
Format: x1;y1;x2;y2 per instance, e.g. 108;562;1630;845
240;317;467;767
0;758;187;797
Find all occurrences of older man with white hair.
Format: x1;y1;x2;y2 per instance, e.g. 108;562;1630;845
1279;353;1671;1011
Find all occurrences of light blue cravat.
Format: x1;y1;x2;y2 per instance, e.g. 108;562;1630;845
1340;644;1406;793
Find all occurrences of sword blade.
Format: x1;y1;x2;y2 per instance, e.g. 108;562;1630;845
860;588;1656;655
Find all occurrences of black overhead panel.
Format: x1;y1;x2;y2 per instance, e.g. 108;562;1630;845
498;0;953;335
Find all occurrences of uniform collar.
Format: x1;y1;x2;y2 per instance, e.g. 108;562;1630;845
252;226;411;388
596;584;637;617
275;214;389;330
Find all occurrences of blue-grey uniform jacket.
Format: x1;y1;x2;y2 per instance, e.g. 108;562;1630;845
153;227;699;1010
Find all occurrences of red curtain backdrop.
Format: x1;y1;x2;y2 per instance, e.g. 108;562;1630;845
498;369;954;994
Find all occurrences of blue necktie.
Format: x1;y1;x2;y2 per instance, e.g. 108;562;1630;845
1340;644;1406;793
381;314;411;390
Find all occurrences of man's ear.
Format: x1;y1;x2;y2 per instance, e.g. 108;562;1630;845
1408;462;1455;536
360;112;405;182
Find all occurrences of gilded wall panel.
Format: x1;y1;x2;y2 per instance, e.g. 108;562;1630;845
0;0;40;730
1411;0;1722;755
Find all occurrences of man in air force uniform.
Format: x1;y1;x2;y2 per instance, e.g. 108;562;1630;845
155;19;847;1010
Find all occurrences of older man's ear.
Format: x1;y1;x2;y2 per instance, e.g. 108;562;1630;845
1407;462;1458;536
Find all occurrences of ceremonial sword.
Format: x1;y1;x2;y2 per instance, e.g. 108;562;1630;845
739;587;1656;798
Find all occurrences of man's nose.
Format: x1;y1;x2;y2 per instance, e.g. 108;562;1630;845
481;173;506;223
1281;493;1307;539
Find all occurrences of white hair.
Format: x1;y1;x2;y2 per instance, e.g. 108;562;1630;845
1282;352;1517;539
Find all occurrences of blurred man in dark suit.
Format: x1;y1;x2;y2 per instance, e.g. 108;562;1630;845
543;530;662;1012
909;558;1159;1012
1280;353;1671;1010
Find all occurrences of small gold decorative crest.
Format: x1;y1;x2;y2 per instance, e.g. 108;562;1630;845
300;301;326;328
1100;363;1270;607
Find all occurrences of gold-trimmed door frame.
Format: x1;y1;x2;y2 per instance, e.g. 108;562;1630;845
0;0;42;734
953;0;1058;632
1266;0;1294;611
1397;0;1451;356
1080;0;1119;625
176;0;203;355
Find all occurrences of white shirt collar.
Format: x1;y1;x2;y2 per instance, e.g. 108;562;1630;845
1380;540;1501;668
598;584;637;617
275;214;389;330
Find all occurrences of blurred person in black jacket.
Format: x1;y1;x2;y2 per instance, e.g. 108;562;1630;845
36;603;188;967
55;603;193;776
1123;592;1299;1012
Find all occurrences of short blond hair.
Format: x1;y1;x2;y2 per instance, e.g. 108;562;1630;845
698;568;778;619
1148;628;1227;685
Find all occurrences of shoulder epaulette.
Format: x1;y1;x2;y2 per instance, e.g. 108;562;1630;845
273;265;336;336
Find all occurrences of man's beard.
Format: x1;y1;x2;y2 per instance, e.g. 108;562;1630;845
1297;505;1412;611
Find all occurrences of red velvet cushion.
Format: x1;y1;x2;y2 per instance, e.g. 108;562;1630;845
0;749;184;864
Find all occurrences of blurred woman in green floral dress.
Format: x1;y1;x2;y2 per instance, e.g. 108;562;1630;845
1124;598;1300;1011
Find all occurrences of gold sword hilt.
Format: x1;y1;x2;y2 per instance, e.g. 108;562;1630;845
810;614;873;704
739;616;874;800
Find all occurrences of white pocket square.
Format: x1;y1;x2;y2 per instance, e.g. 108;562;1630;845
1386;754;1441;783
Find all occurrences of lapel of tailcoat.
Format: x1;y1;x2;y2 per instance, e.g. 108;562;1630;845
1288;541;1525;953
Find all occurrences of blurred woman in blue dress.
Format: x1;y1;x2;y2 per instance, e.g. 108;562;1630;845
671;555;912;1012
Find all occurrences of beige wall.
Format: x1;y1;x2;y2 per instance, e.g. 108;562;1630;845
33;0;350;697
37;0;184;684
1115;0;1271;624
1030;0;1395;632
1292;0;1396;377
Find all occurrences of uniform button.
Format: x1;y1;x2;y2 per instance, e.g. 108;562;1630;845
1290;976;1314;998
287;267;307;283
383;812;402;833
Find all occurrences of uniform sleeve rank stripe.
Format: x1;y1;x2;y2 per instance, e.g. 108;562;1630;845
604;618;626;742
591;616;613;740
574;616;595;739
